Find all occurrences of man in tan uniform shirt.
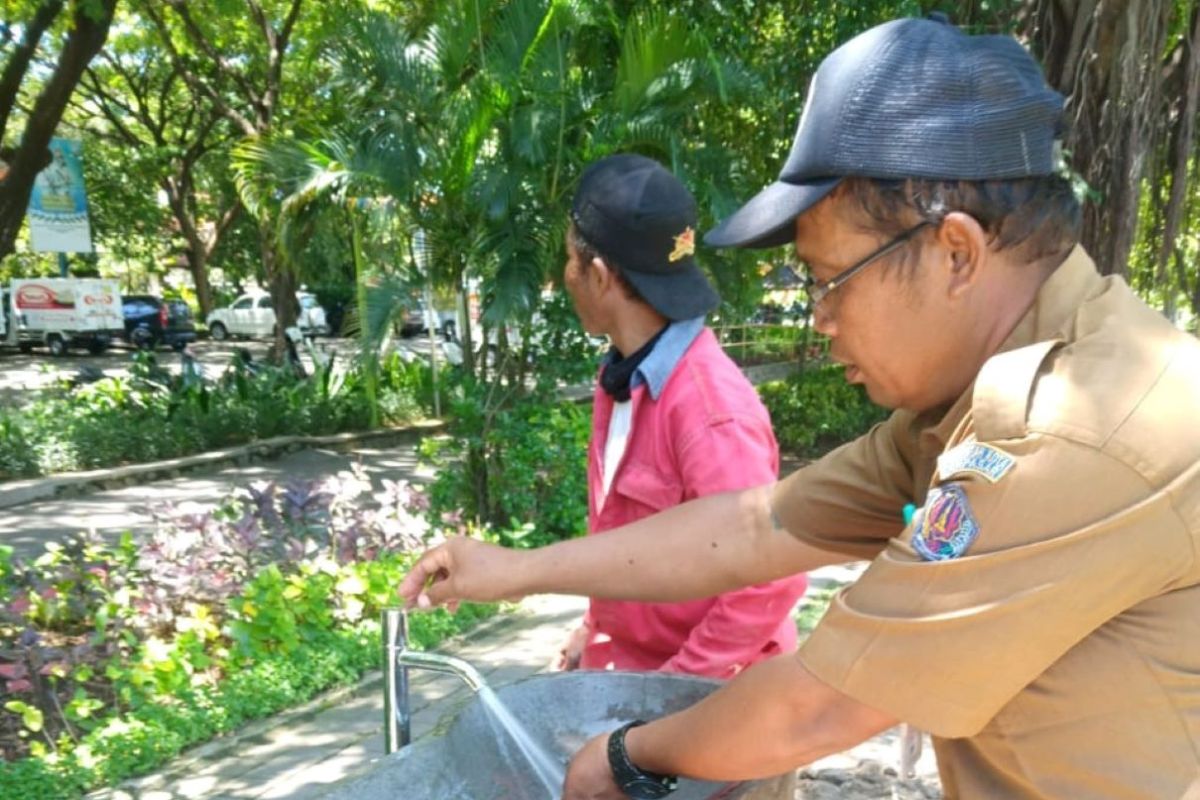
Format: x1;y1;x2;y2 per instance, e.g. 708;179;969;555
400;16;1200;799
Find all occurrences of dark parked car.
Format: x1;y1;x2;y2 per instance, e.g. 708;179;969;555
121;295;197;351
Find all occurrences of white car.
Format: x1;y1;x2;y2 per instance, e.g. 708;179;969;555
206;292;329;340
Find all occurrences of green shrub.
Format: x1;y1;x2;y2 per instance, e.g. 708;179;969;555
758;365;890;457
0;614;491;799
424;387;590;548
0;351;426;480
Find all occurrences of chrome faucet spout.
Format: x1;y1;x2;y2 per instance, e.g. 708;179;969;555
396;648;487;692
383;608;490;755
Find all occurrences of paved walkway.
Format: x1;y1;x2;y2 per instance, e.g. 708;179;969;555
0;441;434;560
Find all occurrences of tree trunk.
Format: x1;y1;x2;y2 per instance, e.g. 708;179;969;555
0;0;117;263
0;0;65;137
262;225;298;358
189;251;216;317
1025;0;1175;277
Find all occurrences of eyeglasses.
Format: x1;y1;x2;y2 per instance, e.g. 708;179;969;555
798;221;933;310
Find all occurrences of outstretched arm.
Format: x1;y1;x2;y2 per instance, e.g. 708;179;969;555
398;483;846;608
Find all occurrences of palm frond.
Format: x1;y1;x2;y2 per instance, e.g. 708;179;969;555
613;11;704;118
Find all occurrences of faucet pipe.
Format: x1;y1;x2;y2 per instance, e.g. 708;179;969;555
384;608;411;754
396;648;487;692
383;608;489;755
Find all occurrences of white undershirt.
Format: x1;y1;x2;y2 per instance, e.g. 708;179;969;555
602;399;633;498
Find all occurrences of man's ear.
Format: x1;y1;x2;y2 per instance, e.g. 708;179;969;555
589;255;615;293
936;212;988;299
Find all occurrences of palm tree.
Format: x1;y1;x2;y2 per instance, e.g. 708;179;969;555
232;0;755;524
231;130;429;427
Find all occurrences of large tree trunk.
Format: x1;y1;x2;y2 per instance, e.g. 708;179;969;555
165;178;240;318
0;0;64;137
0;0;117;262
1024;0;1175;277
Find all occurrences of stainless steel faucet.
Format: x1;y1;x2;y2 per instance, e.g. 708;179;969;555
383;608;488;754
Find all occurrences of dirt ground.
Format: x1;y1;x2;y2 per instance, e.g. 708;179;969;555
797;760;942;799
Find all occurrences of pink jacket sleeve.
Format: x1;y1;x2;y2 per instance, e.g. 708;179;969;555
658;415;808;678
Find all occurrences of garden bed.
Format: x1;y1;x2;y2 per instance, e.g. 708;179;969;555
0;350;430;481
0;470;492;799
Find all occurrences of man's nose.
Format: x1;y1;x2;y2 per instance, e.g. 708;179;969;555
812;302;837;337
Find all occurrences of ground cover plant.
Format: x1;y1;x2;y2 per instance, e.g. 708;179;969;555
0;350;426;481
0;470;494;799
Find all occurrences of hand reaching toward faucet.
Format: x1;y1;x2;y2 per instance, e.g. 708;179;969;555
398;536;529;610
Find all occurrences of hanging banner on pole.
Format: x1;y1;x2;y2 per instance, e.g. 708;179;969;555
28;138;93;253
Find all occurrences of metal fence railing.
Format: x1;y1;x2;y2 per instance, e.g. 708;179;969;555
713;322;830;369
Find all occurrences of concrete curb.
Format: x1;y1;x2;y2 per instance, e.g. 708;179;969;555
85;601;532;800
0;421;446;511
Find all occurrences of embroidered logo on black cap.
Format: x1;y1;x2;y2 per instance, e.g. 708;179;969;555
669;227;695;262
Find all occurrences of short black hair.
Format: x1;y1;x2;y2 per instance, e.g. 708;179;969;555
838;175;1081;270
567;223;648;304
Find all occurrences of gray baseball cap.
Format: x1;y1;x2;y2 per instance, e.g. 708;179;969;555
705;15;1065;249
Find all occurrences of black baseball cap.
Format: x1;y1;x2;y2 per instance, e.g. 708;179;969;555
571;154;719;320
705;15;1065;249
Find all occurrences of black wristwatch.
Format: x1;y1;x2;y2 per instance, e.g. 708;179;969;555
607;720;679;799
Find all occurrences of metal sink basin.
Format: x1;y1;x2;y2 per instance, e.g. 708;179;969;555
322;671;782;799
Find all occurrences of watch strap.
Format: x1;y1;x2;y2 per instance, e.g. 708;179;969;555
607;720;679;799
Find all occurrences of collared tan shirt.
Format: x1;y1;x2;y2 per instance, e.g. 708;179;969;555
774;247;1200;798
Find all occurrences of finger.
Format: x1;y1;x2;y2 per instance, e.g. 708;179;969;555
399;547;450;607
420;568;459;608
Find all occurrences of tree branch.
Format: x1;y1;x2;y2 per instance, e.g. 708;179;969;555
206;201;242;259
142;1;258;136
1156;4;1200;280
0;0;118;261
78;74;144;146
261;0;304;124
81;66;142;128
0;0;65;138
167;0;264;112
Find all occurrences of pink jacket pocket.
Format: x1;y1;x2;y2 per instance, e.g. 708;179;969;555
610;460;684;516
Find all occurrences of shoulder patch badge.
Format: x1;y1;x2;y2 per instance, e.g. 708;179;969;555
912;483;979;561
937;442;1015;484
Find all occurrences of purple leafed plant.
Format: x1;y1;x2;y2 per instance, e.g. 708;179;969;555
0;467;441;761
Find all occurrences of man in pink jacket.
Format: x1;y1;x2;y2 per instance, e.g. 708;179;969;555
554;153;809;679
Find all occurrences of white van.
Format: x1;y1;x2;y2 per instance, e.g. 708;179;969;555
1;278;125;355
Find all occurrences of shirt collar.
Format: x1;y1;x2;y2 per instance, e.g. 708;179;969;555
918;245;1102;455
604;316;704;400
994;245;1104;353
